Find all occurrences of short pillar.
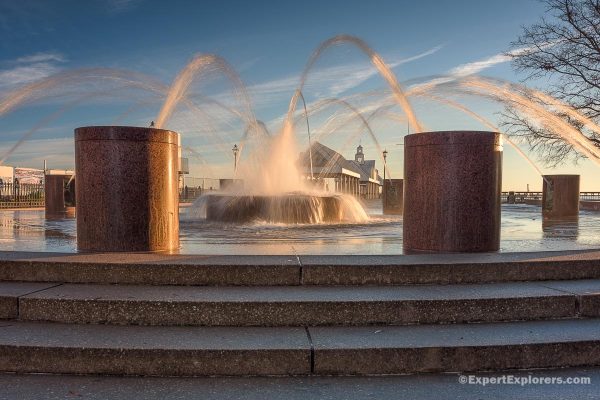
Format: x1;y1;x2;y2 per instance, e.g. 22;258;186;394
75;126;179;252
403;131;502;253
383;179;403;215
542;175;580;219
44;174;75;217
507;191;516;204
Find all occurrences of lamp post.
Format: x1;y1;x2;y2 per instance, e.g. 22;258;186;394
232;144;239;174
382;149;388;181
382;149;388;207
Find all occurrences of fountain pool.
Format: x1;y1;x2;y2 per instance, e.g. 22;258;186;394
1;202;598;255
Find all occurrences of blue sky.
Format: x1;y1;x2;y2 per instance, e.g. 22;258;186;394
0;0;598;189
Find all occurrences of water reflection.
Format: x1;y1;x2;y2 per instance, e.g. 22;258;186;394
542;218;579;241
0;203;598;255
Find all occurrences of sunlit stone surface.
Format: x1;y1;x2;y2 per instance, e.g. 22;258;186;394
44;174;75;218
403;131;503;253
75;126;179;252
543;175;580;220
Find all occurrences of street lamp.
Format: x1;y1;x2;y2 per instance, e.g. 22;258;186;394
382;149;388;182
232;144;239;174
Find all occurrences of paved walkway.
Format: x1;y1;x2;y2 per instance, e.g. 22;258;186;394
1;368;598;399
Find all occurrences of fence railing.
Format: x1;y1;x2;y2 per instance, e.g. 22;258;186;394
179;177;221;203
0;178;225;208
501;191;600;203
580;192;600;201
0;183;45;208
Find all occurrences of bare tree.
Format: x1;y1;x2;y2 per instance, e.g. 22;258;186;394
502;0;600;165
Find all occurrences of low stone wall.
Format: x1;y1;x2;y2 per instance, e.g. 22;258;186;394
205;194;346;223
581;201;600;211
523;199;542;206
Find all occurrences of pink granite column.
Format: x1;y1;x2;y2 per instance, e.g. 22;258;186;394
403;131;502;252
542;175;580;219
75;126;179;252
45;174;75;217
383;179;403;215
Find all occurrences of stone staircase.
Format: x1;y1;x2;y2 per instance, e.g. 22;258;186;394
1;250;600;377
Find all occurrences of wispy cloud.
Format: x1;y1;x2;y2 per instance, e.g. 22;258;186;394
448;53;512;77
106;0;143;14
0;64;61;88
0;51;66;88
326;45;444;97
15;52;65;64
447;46;533;77
244;44;443;109
409;46;540;93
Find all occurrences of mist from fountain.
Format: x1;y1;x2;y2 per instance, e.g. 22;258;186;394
286;35;422;134
456;77;600;166
0;68;167;117
413;91;547;180
302;97;391;180
155;54;258;150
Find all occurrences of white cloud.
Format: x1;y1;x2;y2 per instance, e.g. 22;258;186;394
448;53;512;77
244;44;443;109
316;45;443;97
15;52;65;64
447;46;535;77
0;63;62;88
106;0;143;13
410;43;540;92
410;45;544;92
0;52;66;89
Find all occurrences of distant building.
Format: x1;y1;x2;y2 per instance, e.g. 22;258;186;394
298;142;361;197
347;145;382;199
14;167;44;185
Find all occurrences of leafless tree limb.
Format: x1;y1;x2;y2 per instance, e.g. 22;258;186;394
503;0;600;164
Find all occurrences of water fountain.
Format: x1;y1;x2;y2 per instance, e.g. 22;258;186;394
1;34;600;253
203;192;367;224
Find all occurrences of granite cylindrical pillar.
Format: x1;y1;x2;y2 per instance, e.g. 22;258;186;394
44;174;75;217
75;126;179;252
542;175;580;219
383;179;404;215
403;131;502;253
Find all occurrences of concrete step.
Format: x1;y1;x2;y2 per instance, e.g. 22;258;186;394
13;280;596;326
311;318;600;375
1;319;600;376
0;252;301;286
2;250;600;286
2;368;599;399
0;321;310;376
0;282;61;318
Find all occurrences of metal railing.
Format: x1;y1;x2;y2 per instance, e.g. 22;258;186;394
0;183;45;208
179;177;220;203
502;191;600;203
580;192;600;201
